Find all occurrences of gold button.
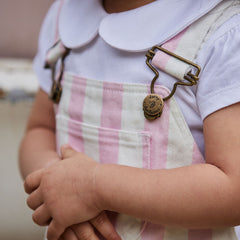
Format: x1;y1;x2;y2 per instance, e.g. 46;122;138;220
143;94;163;120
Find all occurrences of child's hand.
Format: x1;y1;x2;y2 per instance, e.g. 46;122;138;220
59;147;121;240
60;211;121;240
24;146;103;240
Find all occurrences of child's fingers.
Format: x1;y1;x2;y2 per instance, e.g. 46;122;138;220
47;219;65;240
71;222;99;240
91;212;122;240
32;204;51;226
61;228;78;240
24;169;44;194
27;188;43;210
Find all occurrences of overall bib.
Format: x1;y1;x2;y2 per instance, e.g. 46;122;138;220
44;1;240;239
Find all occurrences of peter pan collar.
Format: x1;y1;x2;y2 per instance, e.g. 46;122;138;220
59;0;223;51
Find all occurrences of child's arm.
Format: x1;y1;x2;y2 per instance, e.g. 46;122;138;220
19;89;59;179
25;102;240;239
97;102;240;228
20;89;121;240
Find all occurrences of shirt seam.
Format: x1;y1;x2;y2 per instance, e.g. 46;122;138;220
197;83;240;119
203;14;240;47
198;83;240;103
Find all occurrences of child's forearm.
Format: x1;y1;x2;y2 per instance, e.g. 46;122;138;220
96;163;239;228
95;103;240;228
19;89;59;179
19;127;59;179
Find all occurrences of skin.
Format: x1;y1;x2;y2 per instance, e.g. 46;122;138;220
103;0;156;13
21;0;159;238
20;0;240;240
19;3;157;240
19;90;121;240
24;97;240;240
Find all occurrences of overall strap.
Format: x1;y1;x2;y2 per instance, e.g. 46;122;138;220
44;0;70;103
45;0;240;78
44;40;69;69
44;0;240;105
150;0;240;82
143;0;240;120
44;0;67;69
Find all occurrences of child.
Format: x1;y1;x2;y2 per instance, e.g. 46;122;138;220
20;0;240;239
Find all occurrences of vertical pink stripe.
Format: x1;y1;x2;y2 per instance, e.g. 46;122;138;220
144;86;170;170
99;83;123;231
141;86;171;240
68;76;87;153
100;83;123;129
192;142;205;165
152;28;188;71
188;229;212;240
99;83;123;165
68;77;87;122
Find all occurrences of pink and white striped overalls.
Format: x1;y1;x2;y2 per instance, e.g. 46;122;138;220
45;1;240;239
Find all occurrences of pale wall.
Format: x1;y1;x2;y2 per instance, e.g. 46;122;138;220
0;0;53;58
0;101;45;240
0;60;42;240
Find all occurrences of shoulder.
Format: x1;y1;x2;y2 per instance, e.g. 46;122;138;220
206;13;240;48
39;0;64;47
33;0;64;94
196;13;240;120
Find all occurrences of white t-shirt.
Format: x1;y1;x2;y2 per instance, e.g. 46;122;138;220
33;0;240;156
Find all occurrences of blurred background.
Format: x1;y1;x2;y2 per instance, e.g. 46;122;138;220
1;1;240;240
0;0;52;239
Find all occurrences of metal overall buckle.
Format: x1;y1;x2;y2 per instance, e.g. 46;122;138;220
47;47;70;104
143;45;201;121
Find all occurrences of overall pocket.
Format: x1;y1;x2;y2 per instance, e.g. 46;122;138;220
56;115;151;240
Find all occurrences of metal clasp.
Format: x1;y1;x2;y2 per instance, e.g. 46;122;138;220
49;48;70;104
145;45;201;101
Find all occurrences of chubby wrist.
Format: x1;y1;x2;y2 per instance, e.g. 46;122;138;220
93;163;111;211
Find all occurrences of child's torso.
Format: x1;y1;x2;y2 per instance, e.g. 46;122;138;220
43;0;240;239
62;37;205;155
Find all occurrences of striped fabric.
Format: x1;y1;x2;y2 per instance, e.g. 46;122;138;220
45;1;240;239
152;0;240;81
55;73;237;240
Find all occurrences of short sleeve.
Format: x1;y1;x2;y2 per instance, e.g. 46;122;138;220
33;0;62;94
196;14;240;120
